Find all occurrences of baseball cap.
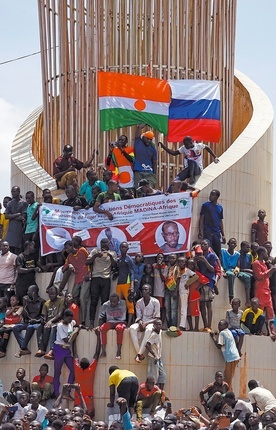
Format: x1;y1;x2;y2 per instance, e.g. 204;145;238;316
63;144;73;153
142;131;154;140
164;414;177;424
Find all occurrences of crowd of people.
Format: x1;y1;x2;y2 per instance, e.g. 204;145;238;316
0;127;275;430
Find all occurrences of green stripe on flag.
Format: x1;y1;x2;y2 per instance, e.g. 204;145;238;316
100;108;168;135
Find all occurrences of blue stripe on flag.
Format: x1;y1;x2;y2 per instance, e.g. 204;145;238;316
168;98;220;120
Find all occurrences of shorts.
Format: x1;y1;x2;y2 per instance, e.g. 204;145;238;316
229;328;245;339
187;299;200;316
199;285;215;302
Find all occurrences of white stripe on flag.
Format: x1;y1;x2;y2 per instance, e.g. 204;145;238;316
99;96;170;115
168;79;220;101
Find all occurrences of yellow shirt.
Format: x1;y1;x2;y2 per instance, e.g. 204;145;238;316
241;307;263;325
0;213;9;240
109;369;137;387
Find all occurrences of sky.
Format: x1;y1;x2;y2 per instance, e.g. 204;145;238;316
0;0;275;237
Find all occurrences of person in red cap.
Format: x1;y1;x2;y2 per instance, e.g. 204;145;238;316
53;145;95;190
133;124;158;189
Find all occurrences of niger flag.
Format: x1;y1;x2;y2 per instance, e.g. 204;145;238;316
98;72;171;134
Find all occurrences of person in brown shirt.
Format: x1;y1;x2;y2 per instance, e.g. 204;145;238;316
199;371;229;418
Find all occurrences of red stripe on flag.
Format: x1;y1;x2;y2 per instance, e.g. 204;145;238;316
168;119;221;143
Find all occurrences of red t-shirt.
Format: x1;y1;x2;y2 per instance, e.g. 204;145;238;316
137;382;161;399
64;247;89;284
32;374;54;388
68;303;80;325
74;359;97;397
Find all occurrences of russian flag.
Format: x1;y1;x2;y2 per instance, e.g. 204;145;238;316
167;80;221;143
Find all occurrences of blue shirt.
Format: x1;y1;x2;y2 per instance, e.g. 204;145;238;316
133;137;157;172
238;252;252;270
117;255;134;284
221;249;240;271
218;328;240;362
200;201;223;234
79;180;107;204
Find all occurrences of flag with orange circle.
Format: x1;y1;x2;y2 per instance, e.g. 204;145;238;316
98;71;171;134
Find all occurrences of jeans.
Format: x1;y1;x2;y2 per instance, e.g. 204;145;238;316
148;357;166;384
12;322;41;349
90;277;110;324
175;160;201;181
164;290;178;327
203;230;222;260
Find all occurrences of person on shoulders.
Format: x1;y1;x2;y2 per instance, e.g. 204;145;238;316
159;136;219;186
53;145;95;190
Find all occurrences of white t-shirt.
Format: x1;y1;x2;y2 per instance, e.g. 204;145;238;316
55;320;76;346
224;399;252;422
178;268;195;295
179;142;206;170
147;330;162;359
248;387;276;412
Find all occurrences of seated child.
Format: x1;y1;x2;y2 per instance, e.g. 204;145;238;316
225;298;245;355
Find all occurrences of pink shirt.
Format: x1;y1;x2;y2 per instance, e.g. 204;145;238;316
0;251;17;284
